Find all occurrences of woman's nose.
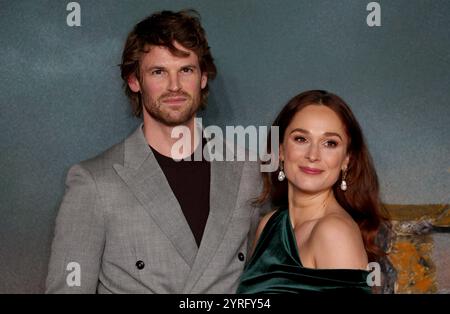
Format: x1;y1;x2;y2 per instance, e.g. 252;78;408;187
305;143;320;162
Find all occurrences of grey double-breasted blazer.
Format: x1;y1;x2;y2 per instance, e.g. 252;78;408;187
45;125;266;293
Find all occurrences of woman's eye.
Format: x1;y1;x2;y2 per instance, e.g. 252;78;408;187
294;136;307;143
324;140;338;148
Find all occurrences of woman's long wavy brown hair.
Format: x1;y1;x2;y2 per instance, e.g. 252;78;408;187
255;90;390;261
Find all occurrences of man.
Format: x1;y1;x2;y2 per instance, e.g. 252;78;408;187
46;10;266;293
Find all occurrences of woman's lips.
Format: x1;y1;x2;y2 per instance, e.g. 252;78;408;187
299;166;324;175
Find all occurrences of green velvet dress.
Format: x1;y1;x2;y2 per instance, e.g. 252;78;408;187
237;207;372;294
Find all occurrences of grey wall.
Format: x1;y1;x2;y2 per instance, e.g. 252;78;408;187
1;0;449;293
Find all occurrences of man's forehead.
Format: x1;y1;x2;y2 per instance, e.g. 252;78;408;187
140;44;201;67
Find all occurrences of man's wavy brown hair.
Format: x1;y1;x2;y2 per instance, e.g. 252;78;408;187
119;10;217;117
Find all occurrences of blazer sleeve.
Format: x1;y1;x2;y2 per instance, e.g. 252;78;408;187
244;161;272;257
45;164;106;293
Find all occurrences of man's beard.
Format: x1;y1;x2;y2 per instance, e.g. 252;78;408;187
142;90;201;126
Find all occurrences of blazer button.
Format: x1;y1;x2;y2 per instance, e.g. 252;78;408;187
238;252;245;262
136;260;145;270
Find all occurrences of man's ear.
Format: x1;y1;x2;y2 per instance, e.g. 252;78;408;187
128;74;141;93
200;72;208;90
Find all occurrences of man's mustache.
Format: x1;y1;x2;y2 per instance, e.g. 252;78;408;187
159;91;191;100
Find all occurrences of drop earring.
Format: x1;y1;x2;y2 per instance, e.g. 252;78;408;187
340;168;347;191
278;161;285;182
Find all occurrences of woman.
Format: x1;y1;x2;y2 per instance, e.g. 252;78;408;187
237;90;390;293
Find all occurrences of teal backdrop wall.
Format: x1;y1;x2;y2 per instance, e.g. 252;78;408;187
1;0;449;293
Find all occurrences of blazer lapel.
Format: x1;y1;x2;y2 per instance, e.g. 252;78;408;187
113;125;198;267
182;140;244;293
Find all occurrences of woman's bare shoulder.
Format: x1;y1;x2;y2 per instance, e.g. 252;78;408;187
310;213;368;270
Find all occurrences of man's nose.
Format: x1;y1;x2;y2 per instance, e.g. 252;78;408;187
167;72;181;92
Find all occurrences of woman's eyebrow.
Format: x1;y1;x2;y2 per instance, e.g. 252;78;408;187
290;128;343;140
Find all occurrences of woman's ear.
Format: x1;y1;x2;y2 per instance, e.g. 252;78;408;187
279;143;284;162
343;154;350;170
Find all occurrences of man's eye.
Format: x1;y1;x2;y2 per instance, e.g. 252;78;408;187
324;140;338;148
151;69;163;75
181;67;194;73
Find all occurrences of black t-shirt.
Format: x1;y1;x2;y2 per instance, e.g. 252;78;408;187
150;141;210;247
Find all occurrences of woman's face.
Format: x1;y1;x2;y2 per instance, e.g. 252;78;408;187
280;104;350;194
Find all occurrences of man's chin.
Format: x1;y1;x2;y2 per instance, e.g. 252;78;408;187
144;100;200;126
152;110;196;126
